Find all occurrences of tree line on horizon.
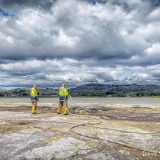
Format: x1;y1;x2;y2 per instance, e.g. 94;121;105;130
0;84;160;97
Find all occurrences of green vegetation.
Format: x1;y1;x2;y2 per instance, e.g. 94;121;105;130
0;84;160;97
69;84;160;97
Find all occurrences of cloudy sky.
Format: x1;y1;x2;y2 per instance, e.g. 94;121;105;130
0;0;160;88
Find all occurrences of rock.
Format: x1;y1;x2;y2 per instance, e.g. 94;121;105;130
85;151;138;160
72;125;160;153
0;129;53;160
22;137;100;160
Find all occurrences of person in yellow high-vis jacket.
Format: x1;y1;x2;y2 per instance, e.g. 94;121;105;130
30;84;39;114
57;84;69;115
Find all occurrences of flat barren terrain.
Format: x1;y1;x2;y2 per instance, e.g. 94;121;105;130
0;102;160;160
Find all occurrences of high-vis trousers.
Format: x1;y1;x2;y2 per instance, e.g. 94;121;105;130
57;101;68;115
32;101;38;113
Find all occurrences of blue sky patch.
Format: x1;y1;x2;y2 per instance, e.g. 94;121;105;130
0;8;14;17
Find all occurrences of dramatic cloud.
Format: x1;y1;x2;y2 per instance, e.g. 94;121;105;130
0;0;160;87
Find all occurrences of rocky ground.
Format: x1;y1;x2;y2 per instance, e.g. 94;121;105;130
0;103;160;160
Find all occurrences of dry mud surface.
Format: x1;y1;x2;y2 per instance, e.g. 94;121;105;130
0;103;160;160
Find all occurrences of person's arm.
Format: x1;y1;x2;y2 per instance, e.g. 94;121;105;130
35;90;39;101
65;89;69;100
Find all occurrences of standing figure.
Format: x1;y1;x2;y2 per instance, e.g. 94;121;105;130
57;84;69;115
30;84;39;114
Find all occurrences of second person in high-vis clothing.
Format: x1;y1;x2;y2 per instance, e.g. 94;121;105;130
30;84;39;114
57;84;69;115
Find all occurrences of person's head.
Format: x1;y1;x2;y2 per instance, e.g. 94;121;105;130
33;84;37;88
61;83;65;87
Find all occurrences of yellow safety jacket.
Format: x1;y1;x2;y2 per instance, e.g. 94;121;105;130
59;87;69;96
30;87;37;97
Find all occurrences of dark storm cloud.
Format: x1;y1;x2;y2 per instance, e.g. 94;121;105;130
0;0;154;62
0;0;160;87
0;0;57;10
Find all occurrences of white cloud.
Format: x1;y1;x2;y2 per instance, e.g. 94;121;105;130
54;29;79;48
149;8;160;20
145;43;160;56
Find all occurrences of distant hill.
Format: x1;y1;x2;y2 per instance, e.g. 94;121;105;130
0;88;58;98
0;84;160;97
69;84;160;97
